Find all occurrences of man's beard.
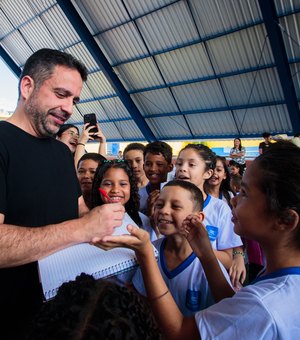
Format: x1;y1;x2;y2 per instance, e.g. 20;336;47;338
24;91;61;137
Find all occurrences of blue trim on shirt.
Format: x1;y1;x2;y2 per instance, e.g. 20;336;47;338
203;194;211;209
160;238;196;279
251;267;300;285
145;182;151;195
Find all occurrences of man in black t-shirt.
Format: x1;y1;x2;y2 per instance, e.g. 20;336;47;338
0;49;125;339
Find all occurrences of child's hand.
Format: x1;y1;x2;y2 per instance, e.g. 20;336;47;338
181;214;212;258
78;124;95;144
229;255;247;289
93;124;106;143
93;225;151;254
147;190;160;217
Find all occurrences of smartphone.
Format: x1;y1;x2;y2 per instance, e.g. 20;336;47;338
83;113;98;134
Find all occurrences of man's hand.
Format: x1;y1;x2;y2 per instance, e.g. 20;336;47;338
80;203;125;243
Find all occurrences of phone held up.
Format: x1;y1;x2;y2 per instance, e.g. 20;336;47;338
83;113;98;135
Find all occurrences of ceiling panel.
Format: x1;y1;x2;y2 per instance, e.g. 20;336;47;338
1;0;299;141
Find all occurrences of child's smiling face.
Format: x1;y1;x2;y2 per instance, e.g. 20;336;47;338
144;152;173;185
208;159;227;187
175;148;213;191
99;168;131;206
154;186;197;236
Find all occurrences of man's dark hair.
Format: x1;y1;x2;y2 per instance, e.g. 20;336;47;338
27;274;161;339
19;48;88;97
144;141;173;164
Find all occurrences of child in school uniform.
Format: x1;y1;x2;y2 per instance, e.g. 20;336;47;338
123;143;149;189
205;155;246;288
132;180;231;317
138;141;173;216
175;144;242;269
90;159;157;242
101;141;300;339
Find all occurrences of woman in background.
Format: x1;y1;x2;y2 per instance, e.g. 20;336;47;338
230;138;246;175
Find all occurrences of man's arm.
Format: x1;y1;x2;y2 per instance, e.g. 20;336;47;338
0;203;125;268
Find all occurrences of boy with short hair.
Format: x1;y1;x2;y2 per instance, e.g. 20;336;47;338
133;180;231;316
230;174;242;195
139;141;173;216
123;143;149;189
229;160;241;176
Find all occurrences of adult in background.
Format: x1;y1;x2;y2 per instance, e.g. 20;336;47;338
0;48;125;339
229;138;246;175
259;132;272;154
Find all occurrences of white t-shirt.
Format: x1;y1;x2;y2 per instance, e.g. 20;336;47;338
138;184;150;215
196;267;300;339
139;212;157;242
203;195;242;250
132;237;232;317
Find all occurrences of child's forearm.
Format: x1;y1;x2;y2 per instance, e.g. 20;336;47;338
214;249;233;269
198;250;235;302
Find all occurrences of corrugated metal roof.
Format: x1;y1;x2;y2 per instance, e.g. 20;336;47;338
1;0;300;141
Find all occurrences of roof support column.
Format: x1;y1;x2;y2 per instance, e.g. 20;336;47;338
259;0;300;133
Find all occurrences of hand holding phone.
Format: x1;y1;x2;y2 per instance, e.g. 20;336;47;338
83;113;98;134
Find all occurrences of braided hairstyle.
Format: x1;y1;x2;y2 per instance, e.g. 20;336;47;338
91;159;142;227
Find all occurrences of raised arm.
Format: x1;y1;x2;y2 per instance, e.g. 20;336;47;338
74;123;93;168
181;214;235;301
95;124;107;157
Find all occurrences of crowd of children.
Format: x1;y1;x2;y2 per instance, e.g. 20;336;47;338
97;141;300;338
33;137;299;338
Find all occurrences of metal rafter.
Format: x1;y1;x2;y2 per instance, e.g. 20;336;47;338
57;0;156;142
0;45;21;78
259;0;300;133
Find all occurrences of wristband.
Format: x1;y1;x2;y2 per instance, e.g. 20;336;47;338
233;250;245;258
77;143;85;146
